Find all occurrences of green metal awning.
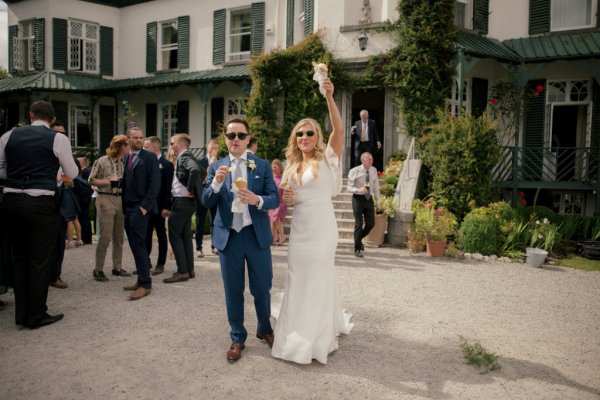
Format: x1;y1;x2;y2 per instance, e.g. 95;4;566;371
457;31;520;63
0;65;251;94
504;32;600;62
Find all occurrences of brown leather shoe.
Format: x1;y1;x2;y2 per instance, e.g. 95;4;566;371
129;287;151;300
123;283;140;291
256;332;274;348
189;270;195;279
49;278;68;289
163;272;190;283
227;343;245;363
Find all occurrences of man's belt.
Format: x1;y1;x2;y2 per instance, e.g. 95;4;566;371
98;192;121;196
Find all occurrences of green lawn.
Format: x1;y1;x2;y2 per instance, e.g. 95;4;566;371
558;255;600;271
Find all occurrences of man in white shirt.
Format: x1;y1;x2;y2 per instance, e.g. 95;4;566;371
347;152;381;257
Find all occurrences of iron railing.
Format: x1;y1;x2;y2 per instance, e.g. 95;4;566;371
493;146;600;187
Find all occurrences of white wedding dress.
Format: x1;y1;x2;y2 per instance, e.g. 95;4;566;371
272;145;354;364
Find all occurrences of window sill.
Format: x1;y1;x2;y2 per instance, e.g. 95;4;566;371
154;69;181;74
223;60;250;66
339;22;387;33
546;26;599;35
65;70;102;78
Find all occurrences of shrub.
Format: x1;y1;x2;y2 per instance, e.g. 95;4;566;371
419;111;500;220
413;197;458;241
520;205;558;225
380;183;396;197
458;210;498;255
383;173;399;187
387;149;407;162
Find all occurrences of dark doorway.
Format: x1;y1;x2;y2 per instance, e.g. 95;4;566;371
551;105;579;181
351;89;385;171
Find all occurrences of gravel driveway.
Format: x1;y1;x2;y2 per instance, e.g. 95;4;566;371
1;241;599;400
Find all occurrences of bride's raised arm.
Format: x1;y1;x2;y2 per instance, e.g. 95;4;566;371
323;78;344;158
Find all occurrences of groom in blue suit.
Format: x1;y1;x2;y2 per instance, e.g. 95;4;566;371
203;118;279;363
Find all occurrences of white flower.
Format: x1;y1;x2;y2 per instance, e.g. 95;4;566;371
248;160;256;171
535;220;540;225
543;218;549;224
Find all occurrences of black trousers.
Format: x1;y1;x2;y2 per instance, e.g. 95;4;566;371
124;205;152;288
51;218;67;282
169;197;196;273
78;199;93;244
145;213;168;267
1;193;59;326
352;194;375;251
195;203;217;251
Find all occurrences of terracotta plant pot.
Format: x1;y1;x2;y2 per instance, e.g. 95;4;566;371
363;214;388;247
426;239;446;257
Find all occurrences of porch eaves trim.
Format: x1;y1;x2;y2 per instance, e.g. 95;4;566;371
457;31;521;63
0;65;251;94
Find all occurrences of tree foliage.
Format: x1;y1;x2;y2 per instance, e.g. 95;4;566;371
395;0;457;136
245;34;351;161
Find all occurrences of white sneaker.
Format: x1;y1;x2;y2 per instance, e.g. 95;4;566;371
196;250;204;258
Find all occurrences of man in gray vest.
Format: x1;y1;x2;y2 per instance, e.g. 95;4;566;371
0;101;78;329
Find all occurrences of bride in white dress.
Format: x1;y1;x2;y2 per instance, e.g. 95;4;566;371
271;77;353;364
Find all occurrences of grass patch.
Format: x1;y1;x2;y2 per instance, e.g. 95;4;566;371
459;336;501;374
558;255;600;271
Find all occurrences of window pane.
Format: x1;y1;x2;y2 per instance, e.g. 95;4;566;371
548;82;566;103
551;0;592;30
454;1;467;28
162;21;178;46
230;9;251;35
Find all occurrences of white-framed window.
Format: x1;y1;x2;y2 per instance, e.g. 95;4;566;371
69;106;94;147
13;19;35;72
226;98;247;119
228;7;251;62
552;192;585;215
163;103;178;136
69;19;99;73
454;0;472;29
446;79;469;116
160;20;178;70
551;0;596;31
547;80;591;104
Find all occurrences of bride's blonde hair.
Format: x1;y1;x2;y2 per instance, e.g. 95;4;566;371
281;118;326;187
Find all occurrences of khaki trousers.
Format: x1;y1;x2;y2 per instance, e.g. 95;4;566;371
95;194;124;272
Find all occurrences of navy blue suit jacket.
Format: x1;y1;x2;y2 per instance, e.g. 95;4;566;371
122;149;160;213
202;153;278;250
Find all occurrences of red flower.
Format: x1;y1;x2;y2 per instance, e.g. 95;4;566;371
533;91;540;97
490;98;498;105
435;209;443;215
521;199;527;206
378;171;384;178
536;85;544;92
519;191;524;197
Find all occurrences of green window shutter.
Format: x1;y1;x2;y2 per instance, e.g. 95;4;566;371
471;78;488;118
33;18;45;70
100;26;113;76
146;22;157;73
52;100;69;129
251;2;265;56
472;0;489;34
591;80;600;148
99;105;115;153
211;97;224;135
146;103;157;137
213;9;226;65
304;0;314;36
523;79;546;180
529;0;550;34
8;25;17;74
286;0;294;47
176;101;189;133
178;15;190;69
53;18;67;70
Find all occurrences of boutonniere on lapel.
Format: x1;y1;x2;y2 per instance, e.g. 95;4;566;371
247;159;256;172
159;163;163;169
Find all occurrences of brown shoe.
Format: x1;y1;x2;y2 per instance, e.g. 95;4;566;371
256;332;274;348
123;283;140;291
227;343;245;363
129;287;151;300
163;272;190;283
189;270;195;279
49;278;68;289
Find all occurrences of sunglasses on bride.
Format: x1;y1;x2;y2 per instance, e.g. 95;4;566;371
296;130;315;138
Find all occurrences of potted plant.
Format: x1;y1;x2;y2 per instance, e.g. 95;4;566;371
363;195;397;246
412;198;458;256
